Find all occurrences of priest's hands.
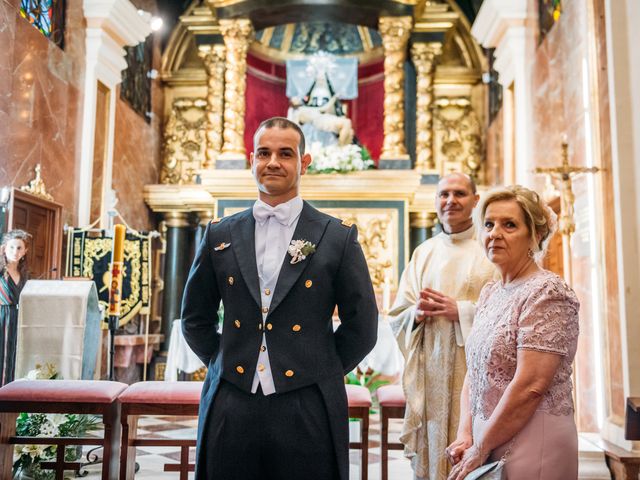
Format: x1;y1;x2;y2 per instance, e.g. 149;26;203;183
415;288;460;323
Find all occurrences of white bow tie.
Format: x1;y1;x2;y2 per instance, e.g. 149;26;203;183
252;201;292;226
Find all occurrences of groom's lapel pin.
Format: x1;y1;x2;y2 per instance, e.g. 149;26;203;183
214;242;231;251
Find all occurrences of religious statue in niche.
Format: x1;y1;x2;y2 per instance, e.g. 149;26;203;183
286;53;357;147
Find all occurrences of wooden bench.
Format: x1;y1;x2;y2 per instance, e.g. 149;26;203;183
0;380;127;480
625;397;640;441
346;384;372;480
376;384;406;480
593;437;640;480
118;381;203;480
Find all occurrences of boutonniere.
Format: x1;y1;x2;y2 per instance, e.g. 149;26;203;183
288;239;316;264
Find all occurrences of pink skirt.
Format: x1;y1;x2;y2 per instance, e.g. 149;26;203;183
472;410;578;480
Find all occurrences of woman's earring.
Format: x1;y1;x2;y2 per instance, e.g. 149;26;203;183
527;249;534;258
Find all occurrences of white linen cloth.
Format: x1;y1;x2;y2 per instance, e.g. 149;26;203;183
251;196;303;395
165;319;205;381
16;280;101;380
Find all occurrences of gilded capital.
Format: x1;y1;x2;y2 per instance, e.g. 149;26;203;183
379;16;412;161
163;211;191;228
410;211;437;229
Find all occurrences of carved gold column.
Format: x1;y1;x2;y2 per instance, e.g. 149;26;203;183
379;16;412;167
198;44;226;169
219;19;253;165
411;42;442;172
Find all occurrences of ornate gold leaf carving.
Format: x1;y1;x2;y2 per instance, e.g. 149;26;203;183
432;97;483;180
219;19;254;159
411;42;442;171
199;44;226;169
20;164;54;202
161;98;207;185
379;16;412;160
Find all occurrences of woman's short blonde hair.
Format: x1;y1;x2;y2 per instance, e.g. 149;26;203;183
477;185;557;262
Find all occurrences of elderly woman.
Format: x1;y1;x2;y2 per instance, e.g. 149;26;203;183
446;186;579;480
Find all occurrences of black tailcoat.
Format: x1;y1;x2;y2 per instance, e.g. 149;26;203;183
181;201;378;479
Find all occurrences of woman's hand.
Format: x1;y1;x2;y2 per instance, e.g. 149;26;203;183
445;434;472;466
447;444;490;480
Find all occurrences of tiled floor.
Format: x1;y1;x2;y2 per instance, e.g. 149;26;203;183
63;414;414;479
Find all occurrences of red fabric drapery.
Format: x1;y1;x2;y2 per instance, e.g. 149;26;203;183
244;53;384;161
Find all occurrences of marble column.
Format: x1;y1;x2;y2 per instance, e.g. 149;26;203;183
379;16;412;169
218;19;253;168
411;42;443;172
198;44;226;169
409;211;437;254
161;212;191;350
194;210;215;249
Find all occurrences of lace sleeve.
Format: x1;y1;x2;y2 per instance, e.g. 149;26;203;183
516;280;579;356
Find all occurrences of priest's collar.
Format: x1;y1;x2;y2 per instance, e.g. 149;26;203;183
440;224;475;242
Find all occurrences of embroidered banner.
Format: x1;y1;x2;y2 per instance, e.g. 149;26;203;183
65;229;152;327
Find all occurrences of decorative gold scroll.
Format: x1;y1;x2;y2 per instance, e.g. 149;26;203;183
411;42;442;171
432;97;483;180
219;19;254;160
160;98;207;185
20;164;54;202
199;44;226;169
379;16;412;160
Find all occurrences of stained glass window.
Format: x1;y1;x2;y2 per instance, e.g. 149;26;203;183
539;0;562;42
19;0;66;49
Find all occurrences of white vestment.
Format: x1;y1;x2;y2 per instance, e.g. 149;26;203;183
389;226;496;480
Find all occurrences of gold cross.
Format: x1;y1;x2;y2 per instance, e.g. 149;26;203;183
534;142;600;236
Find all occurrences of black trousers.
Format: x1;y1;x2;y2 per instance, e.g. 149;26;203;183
200;380;339;480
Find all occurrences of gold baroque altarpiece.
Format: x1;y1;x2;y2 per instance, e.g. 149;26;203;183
151;0;488;286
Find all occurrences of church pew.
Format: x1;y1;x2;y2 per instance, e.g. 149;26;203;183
0;380;127;480
376;384;406;480
117;381;202;480
346;384;372;480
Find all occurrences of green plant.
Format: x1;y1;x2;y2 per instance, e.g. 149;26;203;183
12;365;101;480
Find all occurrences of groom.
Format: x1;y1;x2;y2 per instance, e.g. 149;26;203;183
181;117;378;479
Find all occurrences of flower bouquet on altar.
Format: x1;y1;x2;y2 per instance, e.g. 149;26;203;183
307;142;375;174
12;364;101;480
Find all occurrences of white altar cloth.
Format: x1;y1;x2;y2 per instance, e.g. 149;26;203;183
165;319;204;381
16;280;102;380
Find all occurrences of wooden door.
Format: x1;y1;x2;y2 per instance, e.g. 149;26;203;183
7;189;63;280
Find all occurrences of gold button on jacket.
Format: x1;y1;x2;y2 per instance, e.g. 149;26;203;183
227;276;234;285
236;366;244;374
285;370;294;377
305;280;313;288
266;323;273;331
292;324;301;332
234;319;241;328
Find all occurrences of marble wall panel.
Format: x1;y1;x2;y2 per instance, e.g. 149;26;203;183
0;1;16;162
112;39;163;232
0;0;85;227
525;0;617;432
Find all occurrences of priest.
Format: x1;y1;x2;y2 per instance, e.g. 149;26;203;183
389;173;497;480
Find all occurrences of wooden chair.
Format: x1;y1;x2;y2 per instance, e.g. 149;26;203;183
376;384;406;480
346;384;372;480
0;379;127;480
118;381;202;480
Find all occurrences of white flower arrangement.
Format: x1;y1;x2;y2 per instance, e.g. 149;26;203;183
307;142;375;174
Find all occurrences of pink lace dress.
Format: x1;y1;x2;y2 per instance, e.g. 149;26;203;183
465;269;580;480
